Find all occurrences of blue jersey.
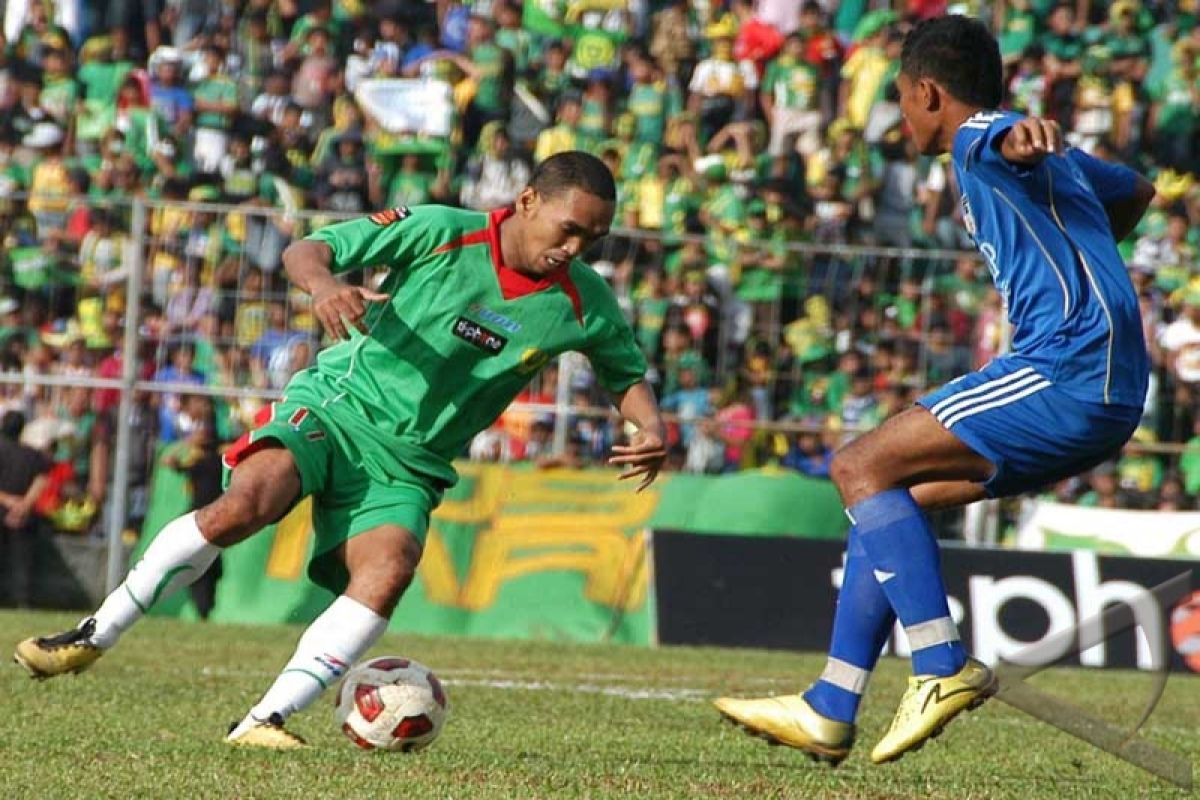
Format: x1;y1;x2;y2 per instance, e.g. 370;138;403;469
951;110;1149;407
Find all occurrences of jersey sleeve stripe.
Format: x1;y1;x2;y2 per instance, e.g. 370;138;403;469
433;228;490;255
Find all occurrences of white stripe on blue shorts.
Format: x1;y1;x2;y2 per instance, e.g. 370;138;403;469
930;367;1053;429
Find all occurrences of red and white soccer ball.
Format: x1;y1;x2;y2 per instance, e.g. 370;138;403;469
334;656;449;752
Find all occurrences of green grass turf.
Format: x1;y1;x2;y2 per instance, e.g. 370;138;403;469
0;610;1195;799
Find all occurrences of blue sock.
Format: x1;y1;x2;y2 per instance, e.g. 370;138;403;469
804;525;896;724
850;488;965;677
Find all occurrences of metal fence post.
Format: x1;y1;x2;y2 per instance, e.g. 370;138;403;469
105;197;147;593
553;354;574;455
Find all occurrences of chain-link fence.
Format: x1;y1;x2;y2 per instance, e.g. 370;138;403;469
0;195;1183;592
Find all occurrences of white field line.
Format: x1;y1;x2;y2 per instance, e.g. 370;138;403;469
190;665;800;702
168;666;1200;737
446;677;709;702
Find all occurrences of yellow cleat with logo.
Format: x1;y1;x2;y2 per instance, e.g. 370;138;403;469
226;713;309;750
13;618;104;679
871;656;997;764
714;693;855;766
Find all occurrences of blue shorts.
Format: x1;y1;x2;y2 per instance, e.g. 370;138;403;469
917;358;1141;498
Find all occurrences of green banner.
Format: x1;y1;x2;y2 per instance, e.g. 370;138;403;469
651;467;848;537
138;461;846;644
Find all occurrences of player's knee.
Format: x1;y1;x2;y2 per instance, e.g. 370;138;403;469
828;447;863;494
197;490;279;546
345;535;421;615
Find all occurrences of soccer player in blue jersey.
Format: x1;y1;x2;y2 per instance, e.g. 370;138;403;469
716;15;1155;765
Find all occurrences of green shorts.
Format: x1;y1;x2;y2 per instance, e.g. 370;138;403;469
222;399;443;593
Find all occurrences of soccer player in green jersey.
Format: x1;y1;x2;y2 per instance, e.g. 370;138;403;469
15;152;668;747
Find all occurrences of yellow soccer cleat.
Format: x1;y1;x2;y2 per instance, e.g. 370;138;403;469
714;693;855;765
13;618;104;679
870;656;997;765
226;713;309;750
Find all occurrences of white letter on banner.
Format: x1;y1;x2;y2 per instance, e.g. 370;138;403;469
1073;550;1163;670
970;575;1075;665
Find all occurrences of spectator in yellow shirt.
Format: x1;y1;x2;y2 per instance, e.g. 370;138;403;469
26;122;71;235
534;95;582;163
839;12;895;128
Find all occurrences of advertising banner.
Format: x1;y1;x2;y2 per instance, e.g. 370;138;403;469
654;533;1200;673
137;462;845;643
1017;501;1200;559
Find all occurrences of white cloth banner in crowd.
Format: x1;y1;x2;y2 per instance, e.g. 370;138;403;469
5;0;81;44
1017;500;1200;559
354;79;455;138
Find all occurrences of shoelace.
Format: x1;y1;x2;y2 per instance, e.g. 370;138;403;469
36;618;97;649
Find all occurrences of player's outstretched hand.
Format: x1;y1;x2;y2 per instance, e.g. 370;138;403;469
313;283;390;341
609;430;667;493
1000;117;1065;165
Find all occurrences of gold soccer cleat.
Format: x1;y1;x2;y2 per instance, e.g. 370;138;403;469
13;618;103;679
714;693;855;766
870;656;997;765
226;713;309;750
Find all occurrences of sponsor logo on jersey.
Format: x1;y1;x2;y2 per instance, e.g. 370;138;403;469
453;316;508;355
961;194;976;238
369;206;411;226
517;348;550;374
467;302;522;333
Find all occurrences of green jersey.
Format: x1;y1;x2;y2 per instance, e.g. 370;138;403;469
1150;69;1199;134
495;26;534;73
762;56;819;111
578;96;609;148
999;9;1037;59
1044;33;1083;62
661;176;695;241
627;81;669;143
193;75;239;129
470;43;509;113
387;170;434;207
79;60;134;104
299;205;646;487
39;76;78;125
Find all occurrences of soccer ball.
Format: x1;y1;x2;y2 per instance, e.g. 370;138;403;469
334;656;449;752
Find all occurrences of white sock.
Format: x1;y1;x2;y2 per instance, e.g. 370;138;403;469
231;595;387;736
89;511;220;649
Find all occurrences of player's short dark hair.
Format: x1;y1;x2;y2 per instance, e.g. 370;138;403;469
530;151;617;202
900;15;1003;109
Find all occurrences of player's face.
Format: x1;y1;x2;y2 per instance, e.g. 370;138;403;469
895;73;941;156
517;187;614;276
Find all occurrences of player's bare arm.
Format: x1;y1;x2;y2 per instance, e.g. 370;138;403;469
997;117;1065;164
282;240;389;341
1104;175;1156;242
608;380;667;492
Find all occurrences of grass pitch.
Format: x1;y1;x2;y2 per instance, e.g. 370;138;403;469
0;610;1195;799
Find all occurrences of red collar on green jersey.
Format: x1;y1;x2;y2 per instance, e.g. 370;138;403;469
435;206;584;324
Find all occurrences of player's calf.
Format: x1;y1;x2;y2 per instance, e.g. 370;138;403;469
341;524;423;617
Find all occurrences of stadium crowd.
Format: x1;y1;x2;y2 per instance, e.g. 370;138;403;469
0;0;1198;547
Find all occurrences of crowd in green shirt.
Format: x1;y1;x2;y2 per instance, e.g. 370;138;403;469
0;0;1198;510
